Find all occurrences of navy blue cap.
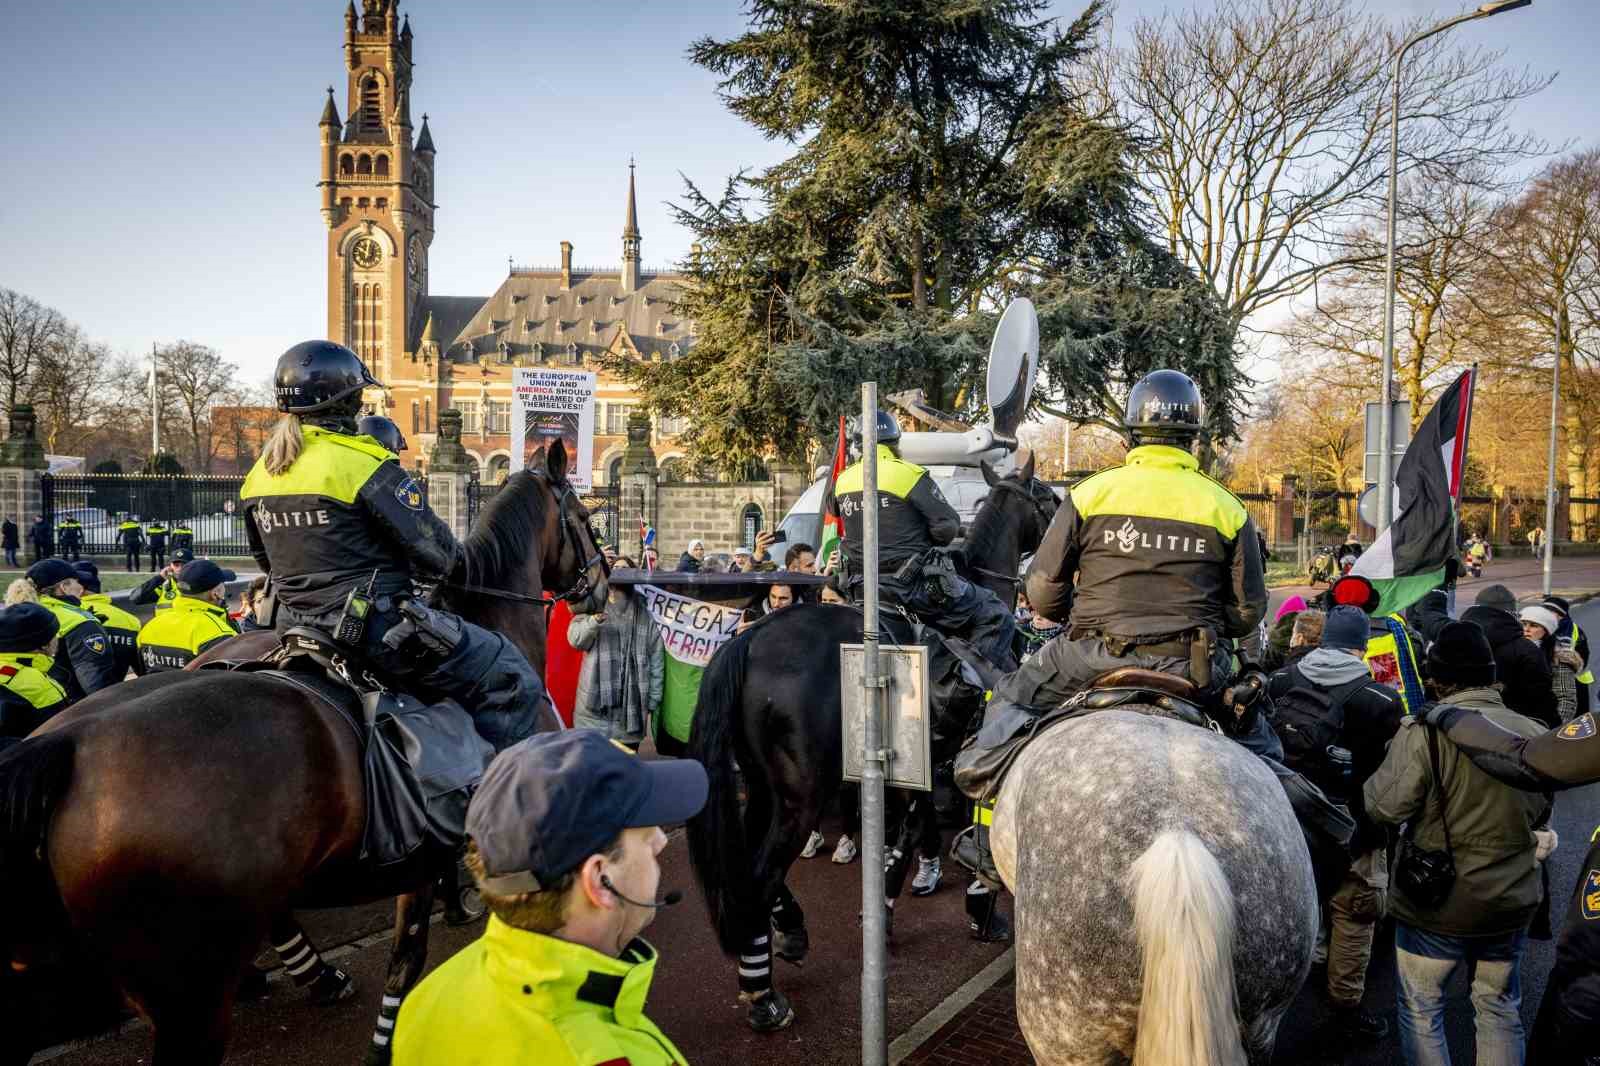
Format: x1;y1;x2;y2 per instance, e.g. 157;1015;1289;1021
26;558;78;590
467;730;708;892
176;560;236;594
72;561;101;593
172;547;195;563
1322;605;1369;653
0;603;59;652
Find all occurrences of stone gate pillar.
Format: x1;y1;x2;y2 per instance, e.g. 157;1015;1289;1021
620;412;658;558
427;409;474;540
0;404;48;548
1275;475;1298;548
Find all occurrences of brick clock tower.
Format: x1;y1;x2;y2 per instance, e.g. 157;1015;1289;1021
318;0;434;389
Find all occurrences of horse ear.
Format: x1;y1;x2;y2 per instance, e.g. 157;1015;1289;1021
1016;448;1036;483
981;461;999;487
546;439;569;483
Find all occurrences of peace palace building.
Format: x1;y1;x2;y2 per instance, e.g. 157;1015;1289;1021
321;0;690;486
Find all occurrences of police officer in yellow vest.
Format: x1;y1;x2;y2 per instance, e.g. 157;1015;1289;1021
836;410;1016;666
55;516;84;562
137;560;240;672
242;340;551;749
146;520;169;570
170;522;194;557
394;730;708;1066
74;562;144;679
115;518;144;572
0;602;69;740
991;369;1268;713
131;550;192;611
22;558;121;699
357;415;407;457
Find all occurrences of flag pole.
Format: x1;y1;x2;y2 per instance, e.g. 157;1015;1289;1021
150;342;160;459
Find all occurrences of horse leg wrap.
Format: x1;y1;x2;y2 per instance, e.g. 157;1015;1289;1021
274;932;333;989
770;889;808;965
369;994;403;1054
737;934;773;997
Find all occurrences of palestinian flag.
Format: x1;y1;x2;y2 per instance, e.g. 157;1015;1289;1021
1353;368;1476;617
816;415;848;572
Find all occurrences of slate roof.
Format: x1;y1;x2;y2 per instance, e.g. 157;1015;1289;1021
439;269;689;364
410;295;489;353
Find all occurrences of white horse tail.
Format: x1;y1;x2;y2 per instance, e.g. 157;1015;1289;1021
1127;829;1245;1066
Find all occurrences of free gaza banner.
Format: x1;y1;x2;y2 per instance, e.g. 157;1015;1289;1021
512;368;597;491
636;583;745;742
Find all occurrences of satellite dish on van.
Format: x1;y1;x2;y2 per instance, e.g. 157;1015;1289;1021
986;297;1039;439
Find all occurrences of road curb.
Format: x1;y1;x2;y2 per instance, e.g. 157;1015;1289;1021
888;946;1015;1066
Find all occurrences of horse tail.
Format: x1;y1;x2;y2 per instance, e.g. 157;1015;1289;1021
1127;829;1245;1066
686;630;754;957
0;733;76;952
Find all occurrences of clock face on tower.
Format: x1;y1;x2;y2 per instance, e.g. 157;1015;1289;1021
353;237;383;269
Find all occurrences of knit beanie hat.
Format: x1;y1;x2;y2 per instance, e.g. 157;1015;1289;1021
1475;583;1517;613
0;602;60;653
1274;595;1307;625
1427;621;1497;688
1519;604;1562;636
1322;605;1370;653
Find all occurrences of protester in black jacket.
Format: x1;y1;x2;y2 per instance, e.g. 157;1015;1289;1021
677;539;704;574
1461;583;1558;728
1;517;17;568
27;516;50;562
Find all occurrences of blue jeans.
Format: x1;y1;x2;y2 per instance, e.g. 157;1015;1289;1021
1395;922;1527;1066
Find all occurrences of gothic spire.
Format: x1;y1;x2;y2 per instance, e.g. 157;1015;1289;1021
319;86;341;128
415;113;435;154
622;157;641;240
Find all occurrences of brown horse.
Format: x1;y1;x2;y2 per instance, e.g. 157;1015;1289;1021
0;444;606;1066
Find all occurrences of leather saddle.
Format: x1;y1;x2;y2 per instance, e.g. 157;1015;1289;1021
205;627;492;873
1076;667;1206;723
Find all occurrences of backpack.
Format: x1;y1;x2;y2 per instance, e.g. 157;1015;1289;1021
1270;666;1372;793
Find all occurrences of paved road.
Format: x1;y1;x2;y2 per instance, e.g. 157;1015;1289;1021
31;571;1600;1066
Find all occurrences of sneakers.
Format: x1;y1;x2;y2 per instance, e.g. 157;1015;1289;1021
831;835;858;864
911;856;942;896
746;987;796;1033
799;830;824;859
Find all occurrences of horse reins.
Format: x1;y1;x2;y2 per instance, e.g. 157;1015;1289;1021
965;478;1056;587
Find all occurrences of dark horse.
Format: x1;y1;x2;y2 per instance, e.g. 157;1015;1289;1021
0;444;606;1066
686;453;1055;1026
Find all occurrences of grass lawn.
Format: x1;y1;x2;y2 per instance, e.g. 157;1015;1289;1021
1266;559;1309;587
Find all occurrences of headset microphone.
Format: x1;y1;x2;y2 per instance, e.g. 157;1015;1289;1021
600;874;683;909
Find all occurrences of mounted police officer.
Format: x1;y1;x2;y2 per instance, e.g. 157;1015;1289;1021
0;603;70;740
357;415;407;457
74;561;144;679
836;410;1015;667
990;369;1268;717
241;340;551;749
137;560;240;673
18;558;122;699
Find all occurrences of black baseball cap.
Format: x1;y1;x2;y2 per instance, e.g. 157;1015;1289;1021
467;730;708;894
176;560;236;594
172;547;195;563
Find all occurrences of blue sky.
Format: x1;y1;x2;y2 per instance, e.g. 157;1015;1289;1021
0;0;1593;386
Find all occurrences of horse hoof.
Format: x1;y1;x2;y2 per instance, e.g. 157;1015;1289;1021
746;988;796;1033
772;926;809;965
445;886;484;926
362;1043;393;1066
310;967;358;1006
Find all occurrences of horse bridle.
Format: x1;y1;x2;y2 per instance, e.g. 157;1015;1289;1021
965;477;1057;587
445;471;607;613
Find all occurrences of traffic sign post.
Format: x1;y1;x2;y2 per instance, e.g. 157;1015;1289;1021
857;382;888;1066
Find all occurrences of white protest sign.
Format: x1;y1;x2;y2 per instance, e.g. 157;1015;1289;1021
636;584;745;668
512;368;598;490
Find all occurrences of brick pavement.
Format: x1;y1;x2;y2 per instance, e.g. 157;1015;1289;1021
897;972;1034;1066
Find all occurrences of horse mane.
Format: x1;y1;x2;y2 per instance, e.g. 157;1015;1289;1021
459;470;551;590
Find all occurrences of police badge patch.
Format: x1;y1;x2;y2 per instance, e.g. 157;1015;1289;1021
1583;869;1600;921
1559;713;1597;741
84;635;107;655
394;477;424;511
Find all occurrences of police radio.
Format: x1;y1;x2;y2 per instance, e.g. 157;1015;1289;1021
336;571;380;646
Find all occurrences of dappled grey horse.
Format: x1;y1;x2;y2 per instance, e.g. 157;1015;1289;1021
992;711;1317;1066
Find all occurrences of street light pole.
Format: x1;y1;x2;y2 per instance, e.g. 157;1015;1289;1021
1378;1;1531;531
1542;332;1560;596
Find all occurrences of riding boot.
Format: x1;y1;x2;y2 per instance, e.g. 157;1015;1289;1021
965;882;1012;943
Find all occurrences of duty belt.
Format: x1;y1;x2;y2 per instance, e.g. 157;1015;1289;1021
1081;630;1194;658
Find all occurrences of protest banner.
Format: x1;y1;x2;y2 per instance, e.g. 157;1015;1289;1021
635;583;746;744
512;368;597;490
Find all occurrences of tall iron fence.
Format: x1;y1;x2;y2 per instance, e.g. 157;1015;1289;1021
466;477;621;548
40;474;251;558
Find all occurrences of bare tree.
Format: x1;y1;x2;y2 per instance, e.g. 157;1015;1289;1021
157;341;238;474
0;288;66;413
32;326;114;454
1087;0;1550;343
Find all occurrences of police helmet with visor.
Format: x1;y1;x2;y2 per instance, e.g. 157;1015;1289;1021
274;340;382;416
1124;370;1204;447
850;409;903;451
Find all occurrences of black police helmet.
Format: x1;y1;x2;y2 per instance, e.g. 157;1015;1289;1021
274;341;382;415
850;409;902;448
1125;370;1204;446
357;415;408;454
